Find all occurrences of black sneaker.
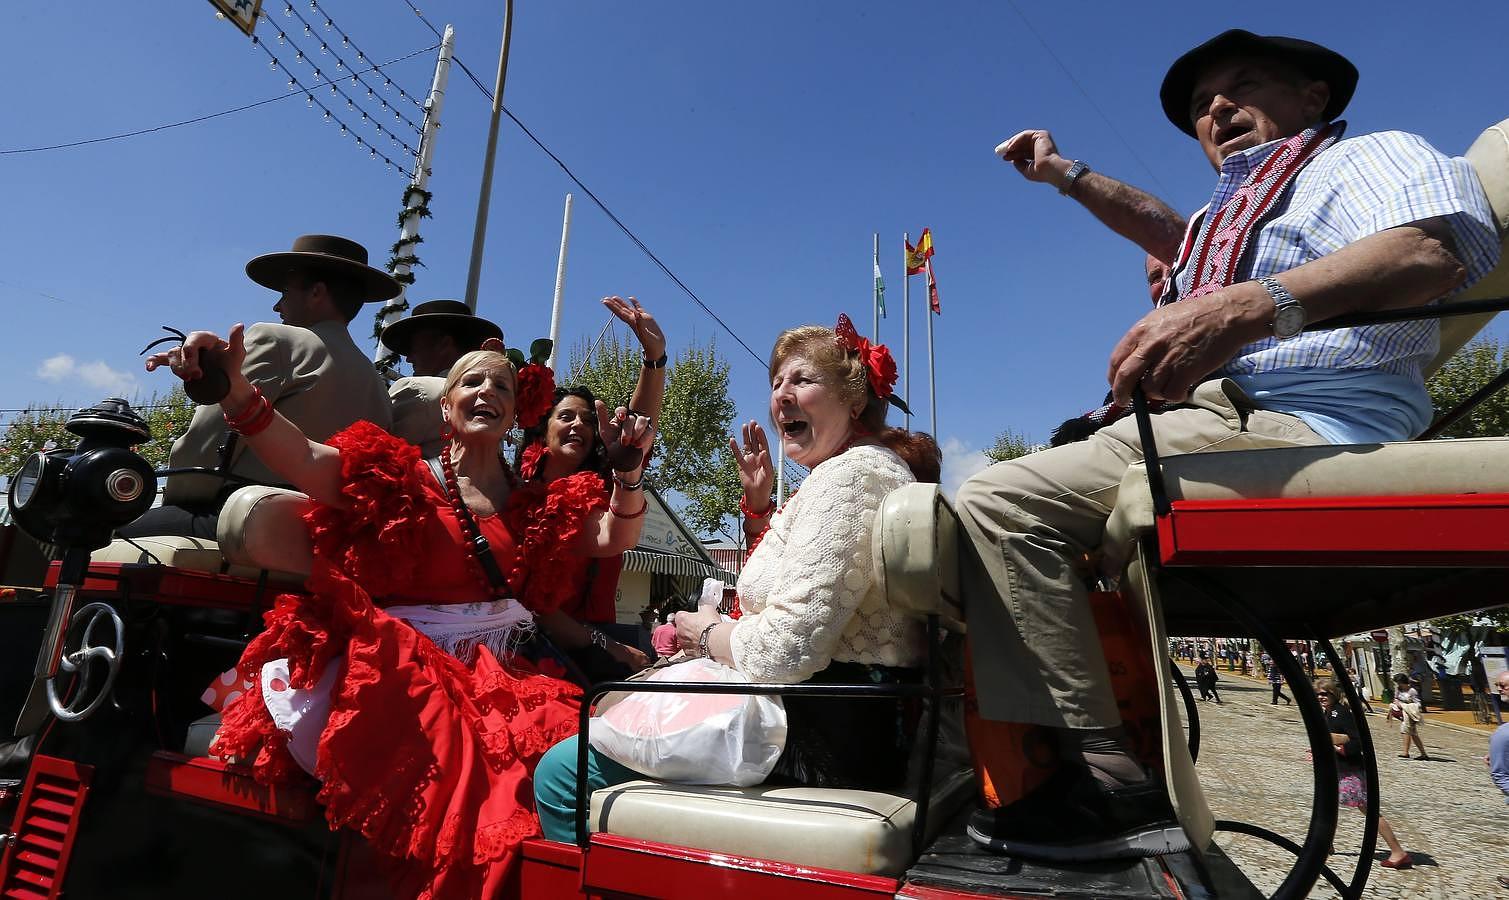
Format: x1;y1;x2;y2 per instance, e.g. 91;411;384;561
965;765;1191;862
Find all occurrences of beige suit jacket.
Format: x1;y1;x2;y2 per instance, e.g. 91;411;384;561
162;320;394;506
389;375;447;458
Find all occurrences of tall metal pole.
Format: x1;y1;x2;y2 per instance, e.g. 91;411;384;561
463;0;515;312
901;232;911;428
546;193;574;370
926;259;937;436
373;25;455;365
872;232;880;342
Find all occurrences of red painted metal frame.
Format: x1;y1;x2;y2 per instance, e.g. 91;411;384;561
1156;492;1509;567
144;751;321;825
579;833;901;899
43;560;303;612
0;755;92;900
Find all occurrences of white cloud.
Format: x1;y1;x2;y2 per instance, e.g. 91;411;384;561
939;436;992;501
36;354;138;397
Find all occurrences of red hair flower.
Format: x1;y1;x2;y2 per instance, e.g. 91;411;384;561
518;442;547;481
514;363;556;430
834;313;910;414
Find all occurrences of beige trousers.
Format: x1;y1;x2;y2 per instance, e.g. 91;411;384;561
956;380;1326;730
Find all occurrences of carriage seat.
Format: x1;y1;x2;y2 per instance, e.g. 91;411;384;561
588;483;972;877
90;485;313;584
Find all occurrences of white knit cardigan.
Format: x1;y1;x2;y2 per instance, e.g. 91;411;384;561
729;443;926;683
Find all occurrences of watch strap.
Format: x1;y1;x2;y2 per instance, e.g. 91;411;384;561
1059;160;1090;196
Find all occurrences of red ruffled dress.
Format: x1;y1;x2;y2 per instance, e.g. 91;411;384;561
211;422;607;900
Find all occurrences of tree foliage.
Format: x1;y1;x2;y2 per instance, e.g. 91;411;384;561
1425;337;1509;439
985;428;1038;463
1;389;195;481
569;332;739;538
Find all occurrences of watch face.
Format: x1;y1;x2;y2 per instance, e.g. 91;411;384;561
1275;304;1306;339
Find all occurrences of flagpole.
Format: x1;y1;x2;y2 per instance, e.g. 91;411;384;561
872;232;880;342
901;232;911;428
926;258;938;437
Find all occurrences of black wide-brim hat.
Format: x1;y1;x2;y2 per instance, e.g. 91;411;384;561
245;234;403;302
1160;30;1358;138
380;299;504;355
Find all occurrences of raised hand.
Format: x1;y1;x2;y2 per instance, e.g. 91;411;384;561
596;400;655;473
143;324;246;381
728;420;774;512
996;129;1072;188
602;296;666;361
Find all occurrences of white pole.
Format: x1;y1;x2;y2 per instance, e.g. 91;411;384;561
926;259;937;436
901;232;911;428
374;25;456;365
776;442;786;505
872;232;880;342
463;0;514;312
546;193;574;370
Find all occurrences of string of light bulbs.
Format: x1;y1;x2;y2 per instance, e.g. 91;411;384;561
304;0;425;112
267;2;426;137
250;33;415;177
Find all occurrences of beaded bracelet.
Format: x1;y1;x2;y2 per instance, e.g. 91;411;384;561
222;386;266;427
738;494;773;520
223;388;275;436
609;500;647;520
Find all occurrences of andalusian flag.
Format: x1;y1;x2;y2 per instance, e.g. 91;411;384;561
873;257;887;318
926;259;941;315
905;228;934;275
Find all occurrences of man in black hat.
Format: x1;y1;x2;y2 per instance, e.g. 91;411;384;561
121;234;400;538
961;31;1501;861
381;299;505;456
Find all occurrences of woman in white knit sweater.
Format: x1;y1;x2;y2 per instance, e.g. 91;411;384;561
534;316;942;839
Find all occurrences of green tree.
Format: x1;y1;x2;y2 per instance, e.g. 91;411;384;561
1;390;195;479
1425;337;1509;439
570;332;739;538
985;428;1038;463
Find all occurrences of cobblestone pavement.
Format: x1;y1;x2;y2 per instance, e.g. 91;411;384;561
1177;664;1504;899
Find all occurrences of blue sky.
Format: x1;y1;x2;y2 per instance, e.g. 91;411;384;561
3;2;1507;500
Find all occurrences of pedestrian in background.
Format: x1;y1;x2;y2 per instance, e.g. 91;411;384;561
1316;680;1414;870
1268;655;1293;706
1390;672;1430;760
1194;656;1222;704
1488;671;1509;890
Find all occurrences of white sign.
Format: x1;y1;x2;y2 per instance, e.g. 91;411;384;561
208;0;262;36
1483;646;1507;680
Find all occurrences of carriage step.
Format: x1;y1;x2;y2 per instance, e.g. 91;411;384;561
0;756;92;900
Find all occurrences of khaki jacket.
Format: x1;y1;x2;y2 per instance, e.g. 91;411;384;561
163;320;393;506
389;375;447;458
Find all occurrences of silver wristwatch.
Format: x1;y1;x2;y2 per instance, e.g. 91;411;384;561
1059;159;1090;196
1258;275;1305;341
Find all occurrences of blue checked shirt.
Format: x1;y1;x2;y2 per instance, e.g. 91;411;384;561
1174;127;1501;442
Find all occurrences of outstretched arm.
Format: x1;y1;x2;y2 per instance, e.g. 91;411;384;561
146;325;345;506
998;129;1187;264
577;401;656;555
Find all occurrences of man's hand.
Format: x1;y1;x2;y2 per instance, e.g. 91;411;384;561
1106;283;1270;405
997;129;1074;189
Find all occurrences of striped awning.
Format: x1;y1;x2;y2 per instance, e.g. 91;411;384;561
623;549;736;583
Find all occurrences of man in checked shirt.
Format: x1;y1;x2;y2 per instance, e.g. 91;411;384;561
964;30;1501;862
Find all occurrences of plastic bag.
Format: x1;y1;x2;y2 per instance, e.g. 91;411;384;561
587;657;787;786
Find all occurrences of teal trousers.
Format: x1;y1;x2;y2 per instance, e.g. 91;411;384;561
534;735;640;842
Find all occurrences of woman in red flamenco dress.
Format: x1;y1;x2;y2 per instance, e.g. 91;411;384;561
145;327;656;900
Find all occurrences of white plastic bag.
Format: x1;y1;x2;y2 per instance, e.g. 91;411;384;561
587;657;787;786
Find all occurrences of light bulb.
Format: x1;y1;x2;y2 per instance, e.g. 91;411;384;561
305;94;314;107
303;24;311;36
370;148;377;158
329;84;337;96
294;50;304;62
309;0;317;9
346;98;354;110
320;43;328;55
323;110;331;121
324;19;333;31
334;59;344;70
287;77;296;90
216;10;226;19
276;31;286;44
339;124;347;135
341;37;349;48
356;52;365;63
269;59;277;70
383;78;392;92
284;3;292;17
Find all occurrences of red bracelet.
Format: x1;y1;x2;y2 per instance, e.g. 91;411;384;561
739;494;773;520
222;386;266;427
235;400;277;437
609;500;647;520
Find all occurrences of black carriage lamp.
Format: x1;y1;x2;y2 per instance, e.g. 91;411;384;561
8;398;155;732
8;397;156;551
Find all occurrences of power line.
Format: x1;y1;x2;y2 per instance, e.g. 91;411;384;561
0;45;436;157
1004;0;1169;196
396;2;766;369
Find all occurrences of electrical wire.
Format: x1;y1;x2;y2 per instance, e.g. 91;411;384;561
0;45;436;157
308;0;426;111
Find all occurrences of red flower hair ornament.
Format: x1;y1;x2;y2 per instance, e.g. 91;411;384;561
835;313;911;415
504;338;557;430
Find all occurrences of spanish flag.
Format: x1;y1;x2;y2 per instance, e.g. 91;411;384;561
905;228;934;275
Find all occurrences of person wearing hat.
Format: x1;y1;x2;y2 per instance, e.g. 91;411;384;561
121;234;400;538
962;31;1501;862
381;299;505;456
